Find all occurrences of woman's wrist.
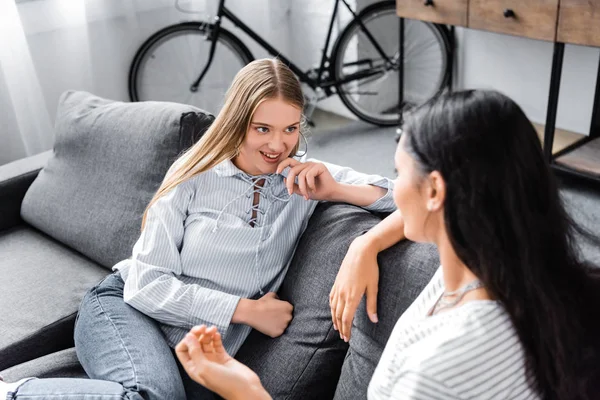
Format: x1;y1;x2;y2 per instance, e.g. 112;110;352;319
352;232;383;253
328;181;346;203
232;298;255;325
357;211;405;253
329;182;386;207
229;380;270;400
249;382;272;400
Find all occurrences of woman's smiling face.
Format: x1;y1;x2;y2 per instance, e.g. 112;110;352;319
233;97;301;176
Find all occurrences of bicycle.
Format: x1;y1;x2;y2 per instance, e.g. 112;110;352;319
128;0;452;126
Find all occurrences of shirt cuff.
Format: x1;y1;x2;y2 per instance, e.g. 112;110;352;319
189;291;241;339
363;178;396;212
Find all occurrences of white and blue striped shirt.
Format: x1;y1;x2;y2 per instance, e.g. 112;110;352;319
114;157;395;355
368;267;539;399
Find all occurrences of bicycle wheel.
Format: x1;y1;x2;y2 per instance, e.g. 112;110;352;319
129;22;253;114
331;1;451;126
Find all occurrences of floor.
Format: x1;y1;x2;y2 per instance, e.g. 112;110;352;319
309;108;600;265
309;109;398;178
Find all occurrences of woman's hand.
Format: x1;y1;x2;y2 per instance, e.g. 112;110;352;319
329;236;380;342
175;325;271;400
276;158;339;201
240;292;294;338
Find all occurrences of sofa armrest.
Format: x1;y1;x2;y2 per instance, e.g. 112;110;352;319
0;150;52;232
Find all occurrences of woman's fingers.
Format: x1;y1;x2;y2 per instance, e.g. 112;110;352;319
340;299;359;341
306;168;317;192
284;163;314;196
176;333;208;381
185;334;211;385
191;325;207;337
298;169;309;200
276;158;301;175
212;332;226;355
199;326;218;353
285;165;303;195
175;338;191;364
366;283;379;323
335;297;346;341
330;287;339;331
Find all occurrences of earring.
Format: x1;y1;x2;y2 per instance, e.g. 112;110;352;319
295;132;308;158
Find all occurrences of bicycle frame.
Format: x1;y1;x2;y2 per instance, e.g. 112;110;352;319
191;0;394;96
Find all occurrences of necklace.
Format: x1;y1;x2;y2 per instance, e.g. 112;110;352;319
431;279;485;315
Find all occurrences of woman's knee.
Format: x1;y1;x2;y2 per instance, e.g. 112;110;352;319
73;274;186;400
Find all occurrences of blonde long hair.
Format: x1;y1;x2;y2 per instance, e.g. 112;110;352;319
141;58;305;230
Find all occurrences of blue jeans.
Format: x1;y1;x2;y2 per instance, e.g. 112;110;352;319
9;272;216;400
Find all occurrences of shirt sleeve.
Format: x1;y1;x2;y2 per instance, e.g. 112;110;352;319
308;158;396;212
123;178;240;337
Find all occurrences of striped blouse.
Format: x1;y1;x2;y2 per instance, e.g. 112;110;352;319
368;267;540;400
113;157;396;356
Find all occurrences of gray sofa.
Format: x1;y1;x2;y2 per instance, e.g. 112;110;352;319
0;91;439;399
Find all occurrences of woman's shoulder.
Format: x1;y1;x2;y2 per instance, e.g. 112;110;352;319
388;302;518;373
176;165;223;190
431;301;514;345
409;304;527;380
379;303;536;398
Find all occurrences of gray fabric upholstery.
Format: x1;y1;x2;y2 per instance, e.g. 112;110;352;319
0;225;109;371
235;203;439;400
333;239;439;399
235;203;368;399
0;348;86;381
21;91;214;268
0;151;51;232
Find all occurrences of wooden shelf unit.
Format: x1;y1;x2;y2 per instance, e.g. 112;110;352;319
554;137;600;178
533;123;584;154
396;0;600;183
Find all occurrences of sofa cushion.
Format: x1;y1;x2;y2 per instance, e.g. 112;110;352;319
334;237;439;399
235;202;439;399
0;348;86;381
0;150;52;232
21;91;214;268
234;203;372;399
0;225;109;371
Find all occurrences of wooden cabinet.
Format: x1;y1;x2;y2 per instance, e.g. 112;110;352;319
396;0;600;182
468;0;560;41
396;0;600;44
557;0;600;47
396;0;468;26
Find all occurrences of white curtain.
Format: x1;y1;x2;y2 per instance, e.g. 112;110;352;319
0;0;54;165
0;0;339;166
0;0;188;166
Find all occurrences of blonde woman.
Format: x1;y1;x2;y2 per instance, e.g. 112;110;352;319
1;58;399;400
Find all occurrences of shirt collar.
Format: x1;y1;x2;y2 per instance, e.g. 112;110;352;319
213;155;307;179
213;158;245;177
213;158;282;181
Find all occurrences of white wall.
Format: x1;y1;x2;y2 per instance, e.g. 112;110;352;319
3;0;600;165
455;28;599;135
15;0;293;124
286;1;600;133
1;0;299;164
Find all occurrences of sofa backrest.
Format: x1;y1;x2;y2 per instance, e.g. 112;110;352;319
235;202;440;399
21;91;214;268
